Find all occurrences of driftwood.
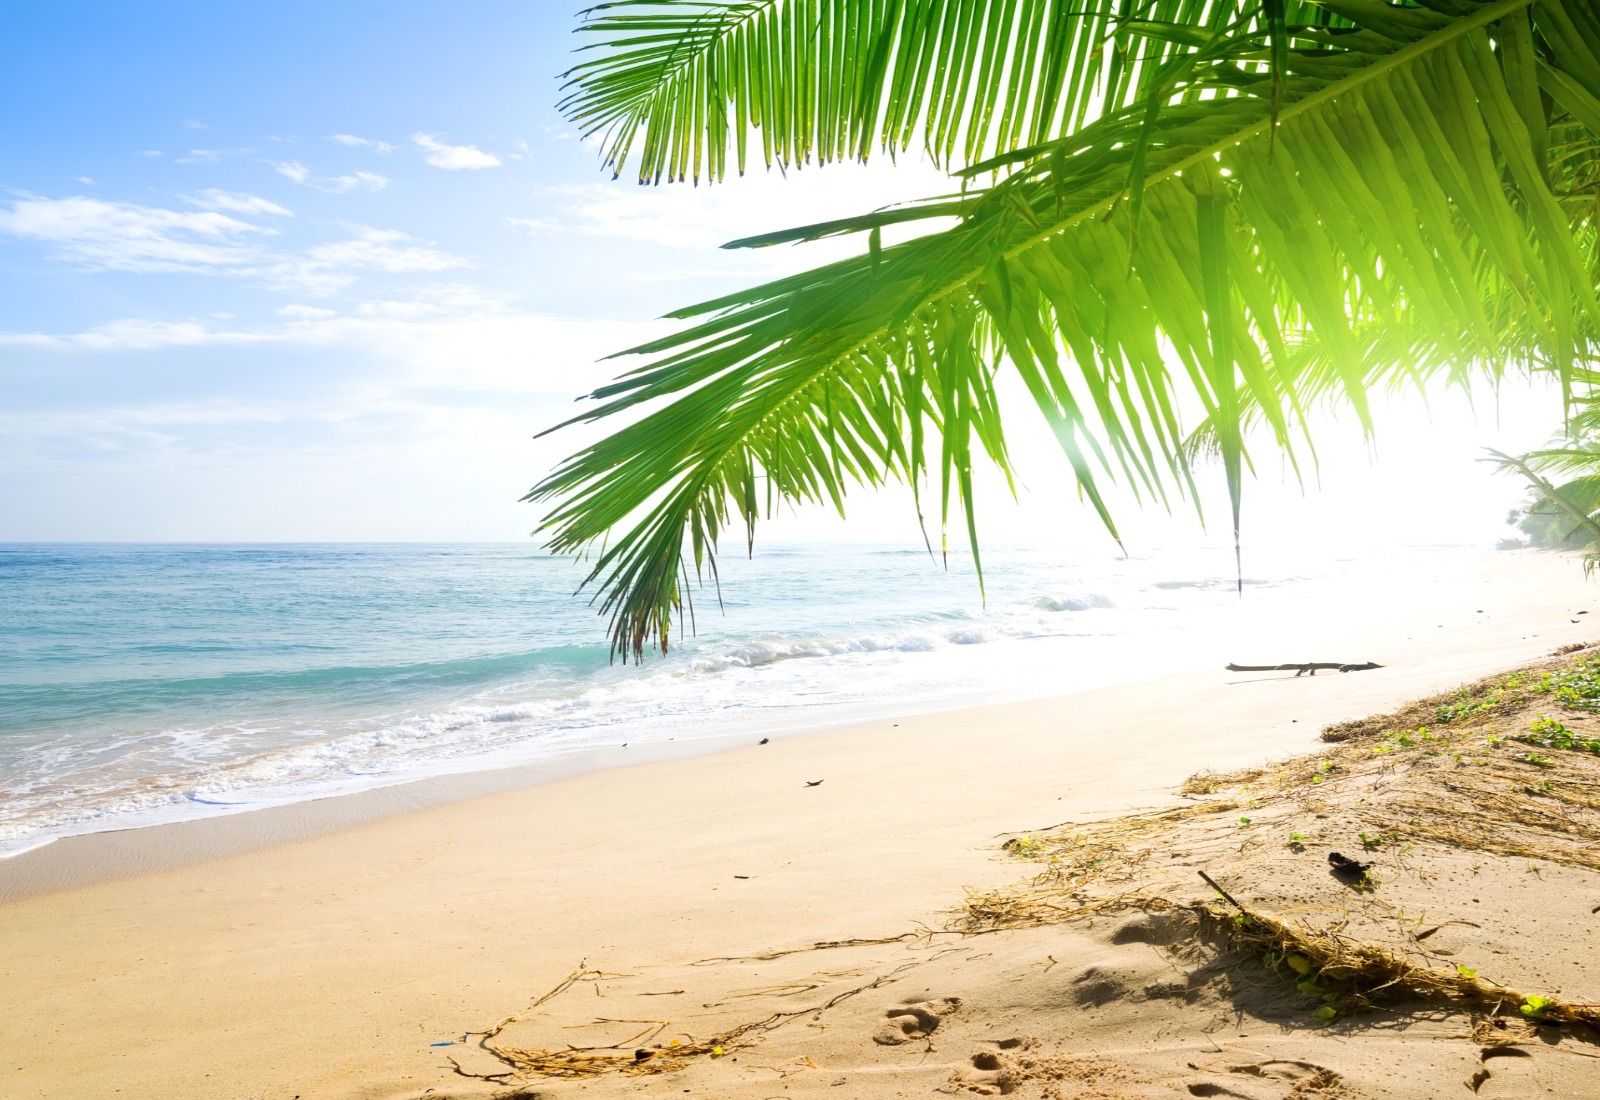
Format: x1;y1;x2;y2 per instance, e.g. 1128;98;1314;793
1226;661;1383;676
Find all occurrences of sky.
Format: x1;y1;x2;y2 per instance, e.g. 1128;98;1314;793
0;1;1566;553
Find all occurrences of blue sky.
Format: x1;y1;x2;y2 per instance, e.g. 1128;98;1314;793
0;2;1563;549
0;2;949;541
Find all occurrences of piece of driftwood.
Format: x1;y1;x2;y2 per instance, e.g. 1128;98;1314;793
1225;661;1383;676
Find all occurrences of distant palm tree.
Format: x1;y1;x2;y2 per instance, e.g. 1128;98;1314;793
529;0;1600;660
1492;405;1600;566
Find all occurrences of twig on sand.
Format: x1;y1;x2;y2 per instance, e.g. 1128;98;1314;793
1196;869;1245;912
1226;661;1382;676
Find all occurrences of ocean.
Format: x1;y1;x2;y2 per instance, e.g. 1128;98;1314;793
0;540;1456;858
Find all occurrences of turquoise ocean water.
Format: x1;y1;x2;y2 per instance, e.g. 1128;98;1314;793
0;541;1451;857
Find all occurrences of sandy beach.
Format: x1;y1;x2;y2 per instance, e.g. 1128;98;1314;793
4;547;1599;1100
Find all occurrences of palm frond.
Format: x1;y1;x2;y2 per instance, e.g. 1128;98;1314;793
561;0;1348;183
536;0;1600;660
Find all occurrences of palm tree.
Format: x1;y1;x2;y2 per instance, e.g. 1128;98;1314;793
1492;389;1600;565
1494;444;1600;559
528;0;1600;660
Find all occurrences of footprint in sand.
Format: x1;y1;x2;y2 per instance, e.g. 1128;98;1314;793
1187;1059;1344;1099
1470;1045;1540;1096
954;1049;1015;1095
871;996;962;1045
1109;910;1195;947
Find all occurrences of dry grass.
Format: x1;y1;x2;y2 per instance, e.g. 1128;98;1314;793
1201;888;1600;1029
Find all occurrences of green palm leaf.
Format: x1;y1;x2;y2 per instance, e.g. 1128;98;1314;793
562;0;1347;182
536;0;1600;660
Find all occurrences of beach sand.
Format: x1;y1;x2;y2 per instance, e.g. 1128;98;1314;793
3;548;1598;1099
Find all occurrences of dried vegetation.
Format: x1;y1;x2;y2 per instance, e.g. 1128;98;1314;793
962;645;1600;1029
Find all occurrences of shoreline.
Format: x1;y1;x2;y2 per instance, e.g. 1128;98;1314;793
2;548;1594;1099
0;544;1535;892
0;541;1496;870
0;651;1251;903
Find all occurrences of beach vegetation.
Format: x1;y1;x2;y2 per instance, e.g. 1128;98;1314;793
532;1;1600;660
1521;994;1554;1019
1003;833;1045;858
1517;714;1600;754
949;656;1600;1036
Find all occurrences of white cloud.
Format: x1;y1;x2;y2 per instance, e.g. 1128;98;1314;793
273;160;311;184
0;195;275;274
330;133;397;153
272;161;389;193
307;228;463;272
182;119;209;130
512;161;959;284
139;150;163;158
351;282;509;320
278;304;338;320
0;289;653;397
184;189;293;216
0;318;272;351
263;227;470;294
307;226;465;273
175;148;255;164
0;194;466;294
323;171;390;194
412;132;501;170
74;176;95;186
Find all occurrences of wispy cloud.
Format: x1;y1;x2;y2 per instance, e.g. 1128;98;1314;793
182;119;209;130
0;286;649;396
324;171;389;194
0;195;275;274
265;227;468;293
511;163;957;284
273;160;311;184
183;189;293;216
272;161;389;193
330;133;396;153
0;318;273;351
0;194;466;293
277;303;338;320
175;147;257;165
411;132;500;170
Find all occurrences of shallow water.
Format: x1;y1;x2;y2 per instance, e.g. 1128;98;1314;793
0;540;1460;856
